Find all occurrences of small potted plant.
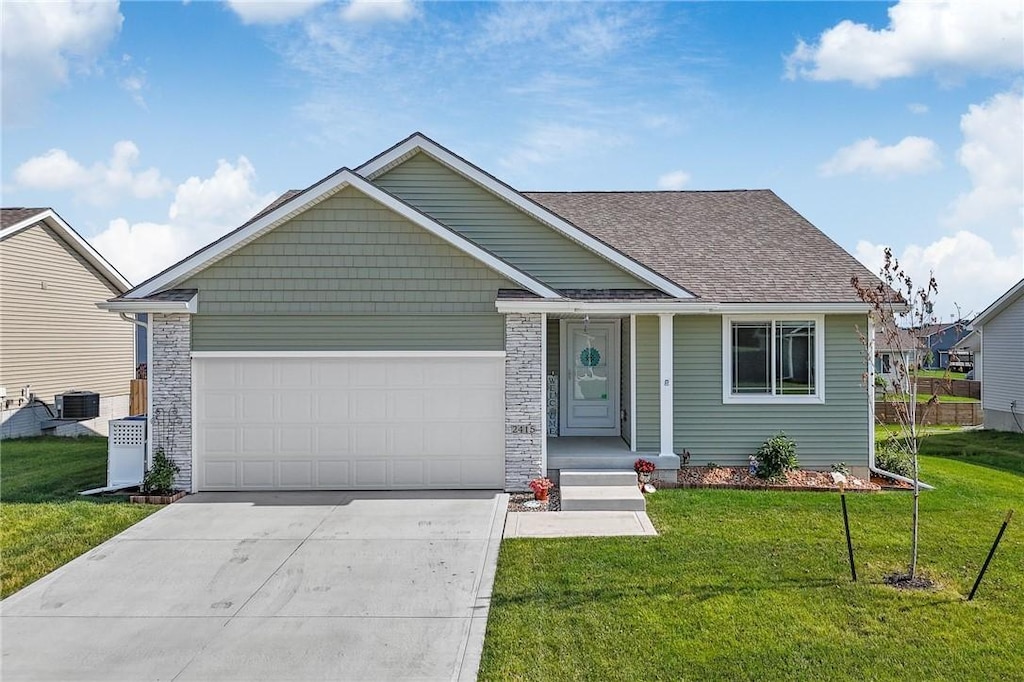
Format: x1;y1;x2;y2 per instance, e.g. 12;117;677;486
528;477;554;501
634;458;657;488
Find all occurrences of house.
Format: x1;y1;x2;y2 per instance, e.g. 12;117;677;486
964;279;1024;433
1;208;134;438
98;133;880;492
873;326;920;393
917;321;972;370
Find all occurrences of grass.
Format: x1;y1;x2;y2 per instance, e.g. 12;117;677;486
912;369;970;380
481;434;1024;680
0;437;158;598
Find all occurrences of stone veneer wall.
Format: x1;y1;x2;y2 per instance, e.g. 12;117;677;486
151;313;192;490
504;312;544;491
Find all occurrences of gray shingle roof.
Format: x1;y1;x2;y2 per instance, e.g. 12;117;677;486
525;190;878;303
1;207;48;229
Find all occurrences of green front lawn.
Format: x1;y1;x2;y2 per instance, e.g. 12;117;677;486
877;393;979;403
912;369;970;380
0;437;158;598
481;435;1024;680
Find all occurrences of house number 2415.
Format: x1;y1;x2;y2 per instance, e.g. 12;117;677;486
509;424;537;434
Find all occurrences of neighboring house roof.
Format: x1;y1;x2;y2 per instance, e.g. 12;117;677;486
874;326;921;353
971;278;1024;327
0;207;131;293
525;190;876;303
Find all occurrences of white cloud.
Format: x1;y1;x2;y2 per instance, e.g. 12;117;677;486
89;156;278;283
226;0;326;25
13;141;172;204
854;90;1024;318
907;103;929;115
499;124;620;172
340;0;416;23
785;0;1024;87
946;90;1024;229
855;230;1022;319
1;1;123;122
476;3;651;60
819;136;941;177
657;170;691;190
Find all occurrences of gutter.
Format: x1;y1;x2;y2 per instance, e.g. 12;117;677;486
869;453;935;490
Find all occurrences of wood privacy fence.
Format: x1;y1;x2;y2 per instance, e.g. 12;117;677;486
914;378;981;400
876;401;982;426
129;379;147;415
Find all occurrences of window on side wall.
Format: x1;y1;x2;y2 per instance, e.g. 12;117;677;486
723;316;824;404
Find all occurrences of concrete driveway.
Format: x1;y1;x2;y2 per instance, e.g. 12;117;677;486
1;491;507;681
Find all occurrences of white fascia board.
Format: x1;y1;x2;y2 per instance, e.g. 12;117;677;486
190;350;507;359
128;169;559;300
97;295;197;314
972;278;1024;327
357;134;693;299
494;300;872;315
1;210;132;292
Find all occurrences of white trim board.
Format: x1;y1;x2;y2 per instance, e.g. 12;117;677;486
357;133;693;299
190;350;507;359
495;300;873;315
98;295;198;314
1;209;131;292
126;169;560;300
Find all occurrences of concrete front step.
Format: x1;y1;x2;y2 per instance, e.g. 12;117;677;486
560;469;638;487
560;485;645;512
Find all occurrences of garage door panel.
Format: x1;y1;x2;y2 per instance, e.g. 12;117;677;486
240;394;275;421
241;461;275;488
316;461;350;487
280;393;314;422
354;460;387;487
195;356;504;491
279;460;314;488
241;427;275;454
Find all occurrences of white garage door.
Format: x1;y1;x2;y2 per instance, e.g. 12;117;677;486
193;354;505;491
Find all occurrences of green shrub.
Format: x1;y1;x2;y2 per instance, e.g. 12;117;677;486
831;462;851;476
142;449;180;494
875;439;914;478
755;432;798;480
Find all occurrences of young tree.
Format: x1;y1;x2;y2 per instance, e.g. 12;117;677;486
852;248;940;582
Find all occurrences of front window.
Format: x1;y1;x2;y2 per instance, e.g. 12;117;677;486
724;316;823;403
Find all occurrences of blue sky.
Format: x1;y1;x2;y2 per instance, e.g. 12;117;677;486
2;0;1021;316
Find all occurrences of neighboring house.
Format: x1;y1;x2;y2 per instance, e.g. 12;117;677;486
965;279;1024;433
873;326;919;393
99;133;880;492
1;208;134;438
917;321;972;369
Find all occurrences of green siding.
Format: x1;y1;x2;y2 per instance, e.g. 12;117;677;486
634;316;660;450
192;315;503;351
375;153;649;290
673;314;870;468
183;186;515;351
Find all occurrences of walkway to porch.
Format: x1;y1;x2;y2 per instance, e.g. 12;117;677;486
547;436;680;474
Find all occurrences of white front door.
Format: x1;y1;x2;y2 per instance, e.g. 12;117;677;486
561;320;619;436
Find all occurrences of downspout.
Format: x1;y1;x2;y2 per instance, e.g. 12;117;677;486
867;316;935;490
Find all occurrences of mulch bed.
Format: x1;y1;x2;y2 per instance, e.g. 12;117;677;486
872;474;914;490
676;467;880;492
508;488;560;512
884;572;938;590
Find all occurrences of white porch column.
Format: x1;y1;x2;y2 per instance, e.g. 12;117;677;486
659;313;674;455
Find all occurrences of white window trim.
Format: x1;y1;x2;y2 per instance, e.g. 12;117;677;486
721;314;825;405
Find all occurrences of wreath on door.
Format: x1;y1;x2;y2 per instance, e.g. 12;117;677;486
579;347;601;367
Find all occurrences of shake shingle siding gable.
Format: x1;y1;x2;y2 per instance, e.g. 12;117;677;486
181;186;515;351
526;190;877;303
374;152;652;291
